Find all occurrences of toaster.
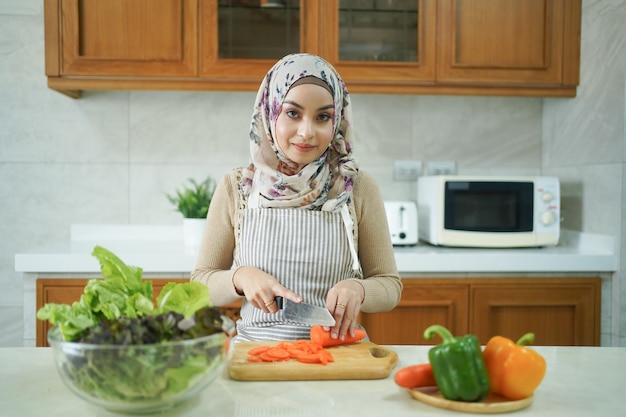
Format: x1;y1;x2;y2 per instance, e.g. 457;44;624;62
383;201;418;246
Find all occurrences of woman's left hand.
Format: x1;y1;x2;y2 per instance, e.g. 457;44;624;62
325;280;365;341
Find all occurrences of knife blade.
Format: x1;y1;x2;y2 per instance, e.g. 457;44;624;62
275;296;336;327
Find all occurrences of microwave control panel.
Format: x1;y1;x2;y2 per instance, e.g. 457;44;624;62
535;177;560;231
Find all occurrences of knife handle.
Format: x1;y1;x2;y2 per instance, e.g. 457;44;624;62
274;296;284;309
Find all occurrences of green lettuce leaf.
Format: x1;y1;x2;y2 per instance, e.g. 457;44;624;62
92;245;145;294
156;281;211;317
36;301;95;341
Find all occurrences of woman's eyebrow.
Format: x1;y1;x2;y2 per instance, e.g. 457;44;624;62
284;100;334;112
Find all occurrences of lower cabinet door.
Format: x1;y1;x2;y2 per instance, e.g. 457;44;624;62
470;278;601;346
360;279;469;345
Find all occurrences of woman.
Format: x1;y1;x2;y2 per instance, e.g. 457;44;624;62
191;53;401;343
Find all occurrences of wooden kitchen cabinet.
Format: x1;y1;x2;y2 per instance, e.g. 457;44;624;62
437;0;581;90
318;0;438;91
44;0;199;98
359;279;469;345
44;0;581;98
35;278;242;347
361;277;600;346
199;0;319;85
44;0;315;97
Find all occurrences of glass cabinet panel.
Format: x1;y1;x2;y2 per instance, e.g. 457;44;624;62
338;0;418;62
218;0;301;60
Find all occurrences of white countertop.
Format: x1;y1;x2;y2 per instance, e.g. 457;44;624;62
14;224;618;274
1;345;623;417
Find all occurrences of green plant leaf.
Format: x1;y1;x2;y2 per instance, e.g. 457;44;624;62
165;176;216;218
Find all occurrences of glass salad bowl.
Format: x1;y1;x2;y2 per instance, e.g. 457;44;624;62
48;316;234;415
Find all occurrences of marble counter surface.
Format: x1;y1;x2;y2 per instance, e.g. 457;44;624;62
14;224;617;274
1;345;623;417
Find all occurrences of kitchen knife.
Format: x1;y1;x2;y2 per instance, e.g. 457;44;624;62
275;296;336;327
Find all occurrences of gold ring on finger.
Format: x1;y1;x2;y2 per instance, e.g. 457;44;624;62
336;303;347;309
265;299;275;307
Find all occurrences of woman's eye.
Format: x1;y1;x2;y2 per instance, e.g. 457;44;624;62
286;110;299;118
318;113;332;122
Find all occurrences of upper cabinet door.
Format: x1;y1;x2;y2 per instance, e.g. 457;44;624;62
319;0;437;93
437;0;580;87
199;0;319;88
54;0;198;77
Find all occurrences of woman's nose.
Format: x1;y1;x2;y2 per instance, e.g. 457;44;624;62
297;119;314;139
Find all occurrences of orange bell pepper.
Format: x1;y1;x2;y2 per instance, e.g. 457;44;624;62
483;333;546;400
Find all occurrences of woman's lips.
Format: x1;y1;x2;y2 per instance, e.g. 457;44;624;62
292;143;315;152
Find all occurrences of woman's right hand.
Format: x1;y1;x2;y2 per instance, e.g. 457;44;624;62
232;266;302;313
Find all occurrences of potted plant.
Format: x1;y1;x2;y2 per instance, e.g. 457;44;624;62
166;176;216;247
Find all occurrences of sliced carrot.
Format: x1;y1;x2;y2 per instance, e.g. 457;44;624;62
246;340;335;365
319;350;334;363
287;347;307;357
309;325;367;347
294;352;323;363
308;343;324;353
265;347;290;360
259;352;289;362
248;345;271;356
276;341;292;349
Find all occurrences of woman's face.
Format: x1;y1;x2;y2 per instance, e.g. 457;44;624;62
274;83;335;167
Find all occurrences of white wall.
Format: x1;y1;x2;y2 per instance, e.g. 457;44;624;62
542;0;626;346
1;0;624;346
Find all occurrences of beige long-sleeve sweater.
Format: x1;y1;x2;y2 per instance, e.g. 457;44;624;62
190;168;402;313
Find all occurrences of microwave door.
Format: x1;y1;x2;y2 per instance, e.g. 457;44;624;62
444;181;534;233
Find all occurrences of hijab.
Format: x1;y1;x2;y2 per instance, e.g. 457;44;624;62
241;53;358;212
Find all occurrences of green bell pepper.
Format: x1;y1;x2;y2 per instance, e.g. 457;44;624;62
423;324;490;402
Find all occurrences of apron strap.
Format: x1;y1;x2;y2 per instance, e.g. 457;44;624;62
340;205;361;272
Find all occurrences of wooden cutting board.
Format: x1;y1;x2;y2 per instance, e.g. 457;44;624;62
228;341;398;381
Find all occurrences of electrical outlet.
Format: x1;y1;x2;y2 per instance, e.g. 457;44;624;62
427;161;457;175
393;160;422;181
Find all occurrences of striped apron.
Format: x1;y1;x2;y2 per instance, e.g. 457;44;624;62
233;207;361;342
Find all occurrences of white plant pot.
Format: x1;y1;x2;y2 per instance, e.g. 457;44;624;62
183;218;206;247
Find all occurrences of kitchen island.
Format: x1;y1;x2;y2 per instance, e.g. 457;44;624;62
1;345;623;417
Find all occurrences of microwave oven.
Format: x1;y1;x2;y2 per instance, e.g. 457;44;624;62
417;175;560;248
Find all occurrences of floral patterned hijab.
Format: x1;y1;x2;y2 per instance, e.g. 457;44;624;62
241;53;358;212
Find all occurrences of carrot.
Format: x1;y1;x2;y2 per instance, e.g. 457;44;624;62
293;352;323;364
309;325;367;347
319;350;334;364
246;340;335;365
248;345;271;356
393;363;437;389
259;351;289;362
265;347;290;360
